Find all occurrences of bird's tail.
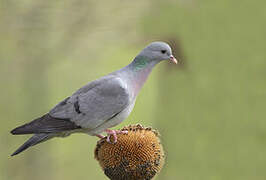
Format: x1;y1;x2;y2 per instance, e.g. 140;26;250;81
11;133;53;156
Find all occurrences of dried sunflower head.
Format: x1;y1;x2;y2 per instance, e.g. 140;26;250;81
94;124;165;180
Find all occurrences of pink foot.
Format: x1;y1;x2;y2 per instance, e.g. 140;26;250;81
105;129;128;144
95;134;105;139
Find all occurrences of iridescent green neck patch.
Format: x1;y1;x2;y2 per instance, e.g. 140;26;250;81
133;56;149;71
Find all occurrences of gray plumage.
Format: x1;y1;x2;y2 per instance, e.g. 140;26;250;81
11;114;81;134
49;76;130;133
11;41;177;156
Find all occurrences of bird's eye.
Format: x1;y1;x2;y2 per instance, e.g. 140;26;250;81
161;50;166;54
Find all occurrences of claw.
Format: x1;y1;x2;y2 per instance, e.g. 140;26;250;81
116;130;128;134
105;129;128;144
95;134;105;139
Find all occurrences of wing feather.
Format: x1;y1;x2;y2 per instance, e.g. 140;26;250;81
49;75;130;130
11;114;81;134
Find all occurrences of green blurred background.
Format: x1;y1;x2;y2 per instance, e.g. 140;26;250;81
1;0;266;179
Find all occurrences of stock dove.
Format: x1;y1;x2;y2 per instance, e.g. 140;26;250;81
10;41;177;156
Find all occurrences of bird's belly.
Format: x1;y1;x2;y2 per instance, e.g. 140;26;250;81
89;100;136;134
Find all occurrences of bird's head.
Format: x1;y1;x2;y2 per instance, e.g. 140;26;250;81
138;41;178;64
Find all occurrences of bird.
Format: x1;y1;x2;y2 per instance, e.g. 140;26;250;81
10;41;177;156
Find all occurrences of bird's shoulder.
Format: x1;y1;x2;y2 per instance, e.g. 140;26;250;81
73;74;128;96
49;74;130;119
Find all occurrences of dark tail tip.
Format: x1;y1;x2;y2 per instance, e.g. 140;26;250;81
11;133;50;156
11;142;31;156
11;149;24;156
10;128;18;135
10;125;31;135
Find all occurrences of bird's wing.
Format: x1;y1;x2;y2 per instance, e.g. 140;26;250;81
49;75;130;130
10;114;81;134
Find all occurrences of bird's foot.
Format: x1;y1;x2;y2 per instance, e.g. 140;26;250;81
105;129;128;144
95;134;105;139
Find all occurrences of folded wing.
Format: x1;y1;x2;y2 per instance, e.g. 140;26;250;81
49;75;130;130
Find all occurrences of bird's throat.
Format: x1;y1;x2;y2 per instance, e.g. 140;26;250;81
126;56;159;96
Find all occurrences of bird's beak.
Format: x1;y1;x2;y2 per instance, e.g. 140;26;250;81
169;55;178;64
